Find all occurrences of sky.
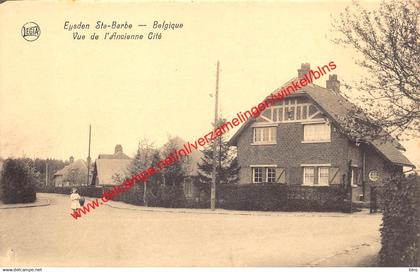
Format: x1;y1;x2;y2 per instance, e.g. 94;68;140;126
0;0;418;167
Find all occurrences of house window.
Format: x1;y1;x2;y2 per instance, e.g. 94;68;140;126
303;123;331;142
303;167;315;185
252;167;281;183
303;165;330;186
318;167;329;186
252;168;264;183
266;168;276;183
253;127;276;144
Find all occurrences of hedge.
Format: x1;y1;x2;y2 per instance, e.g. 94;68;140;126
39;186;104;198
379;175;419;267
38;183;187;208
217;183;347;212
39;183;348;212
0;159;37;204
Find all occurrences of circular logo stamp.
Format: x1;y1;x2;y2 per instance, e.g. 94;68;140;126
21;22;41;42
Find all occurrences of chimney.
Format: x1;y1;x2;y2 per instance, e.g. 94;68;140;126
114;144;123;154
69;156;74;163
326;74;340;92
298;63;311;79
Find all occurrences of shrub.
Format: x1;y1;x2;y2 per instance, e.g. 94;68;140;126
103;184;144;206
77;186;104;198
379;175;419;267
0;159;37;204
158;186;180;208
217;184;346;212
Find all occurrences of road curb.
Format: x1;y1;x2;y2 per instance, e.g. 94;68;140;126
103;200;376;218
0;198;50;209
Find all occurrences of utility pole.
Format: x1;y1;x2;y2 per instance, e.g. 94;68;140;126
87;124;91;186
211;61;220;210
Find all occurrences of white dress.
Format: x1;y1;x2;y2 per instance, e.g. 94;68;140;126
70;193;81;210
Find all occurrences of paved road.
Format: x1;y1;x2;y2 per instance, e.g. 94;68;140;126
0;193;381;267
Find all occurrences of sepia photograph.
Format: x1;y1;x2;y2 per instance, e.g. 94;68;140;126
0;0;419;270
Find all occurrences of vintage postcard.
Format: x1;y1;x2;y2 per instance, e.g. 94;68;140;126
0;0;418;270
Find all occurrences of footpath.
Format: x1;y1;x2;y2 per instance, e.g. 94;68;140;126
101;197;376;218
0;197;50;209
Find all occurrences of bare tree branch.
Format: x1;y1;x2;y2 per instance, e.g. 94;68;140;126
331;0;420;140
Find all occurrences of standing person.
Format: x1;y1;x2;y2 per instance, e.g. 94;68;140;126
70;187;81;212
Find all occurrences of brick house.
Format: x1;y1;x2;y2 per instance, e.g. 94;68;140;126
229;63;414;202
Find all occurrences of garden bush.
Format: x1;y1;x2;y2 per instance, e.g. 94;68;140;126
0;159;37;204
217;183;346;212
379;175;419;267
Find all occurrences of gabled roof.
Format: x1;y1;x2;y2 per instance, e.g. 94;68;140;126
53;159;88;181
95;158;132;185
229;77;298;145
53;168;66;177
230;77;414;167
370;140;413;167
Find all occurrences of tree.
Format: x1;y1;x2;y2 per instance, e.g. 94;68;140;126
161;136;191;187
17;158;43;190
331;0;419;140
63;167;85;186
197;118;240;184
159;136;191;207
0;159;37;204
130;138;156;176
33;158;68;188
129;138;157;206
146;151;164;206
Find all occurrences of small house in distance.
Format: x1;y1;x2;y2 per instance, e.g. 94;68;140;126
91;144;132;186
53;156;88;187
158;136;204;202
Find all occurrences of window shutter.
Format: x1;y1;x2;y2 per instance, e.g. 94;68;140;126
329;167;340;185
289;167;302;185
276;167;285;184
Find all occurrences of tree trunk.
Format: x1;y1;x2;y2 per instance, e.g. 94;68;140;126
143;182;148;207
